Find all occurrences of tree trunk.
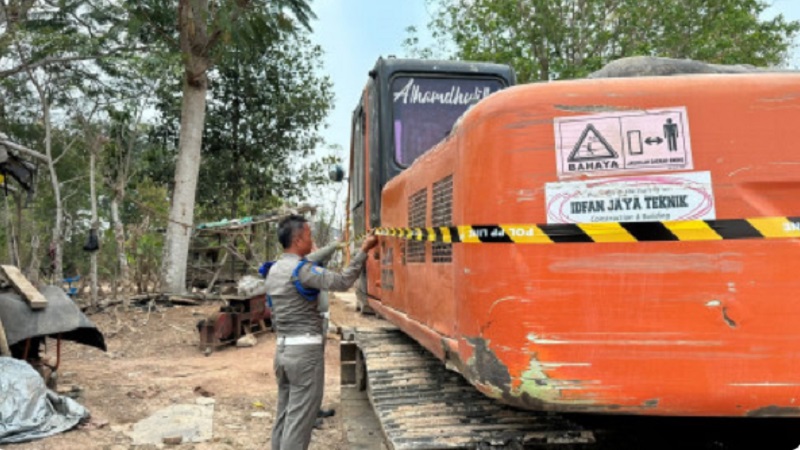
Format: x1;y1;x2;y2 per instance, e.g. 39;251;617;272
90;150;98;307
25;233;38;283
23;71;64;283
110;193;129;305
7;193;20;266
161;0;215;294
41;99;63;284
3;194;17;265
0;316;10;356
160;75;208;294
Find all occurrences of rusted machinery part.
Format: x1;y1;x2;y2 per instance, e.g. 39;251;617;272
206;312;235;341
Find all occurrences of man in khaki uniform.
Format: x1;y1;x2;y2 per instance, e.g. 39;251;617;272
266;214;377;450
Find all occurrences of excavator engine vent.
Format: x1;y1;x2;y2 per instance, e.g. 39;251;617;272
407;188;427;263
432;174;453;263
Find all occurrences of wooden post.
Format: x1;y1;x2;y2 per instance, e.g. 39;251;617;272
206;252;229;293
0;316;10;356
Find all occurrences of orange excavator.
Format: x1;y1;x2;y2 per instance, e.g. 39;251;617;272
341;55;800;448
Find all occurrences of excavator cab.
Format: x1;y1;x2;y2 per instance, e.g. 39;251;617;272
348;57;515;311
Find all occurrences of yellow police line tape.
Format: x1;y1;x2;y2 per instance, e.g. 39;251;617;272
367;216;800;243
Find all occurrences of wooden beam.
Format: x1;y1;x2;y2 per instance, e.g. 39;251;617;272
206;252;229;293
0;264;47;309
0;317;10;356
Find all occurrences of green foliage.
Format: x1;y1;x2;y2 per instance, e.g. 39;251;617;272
414;0;800;82
402;25;439;60
124;0;316;82
125;182;169;293
125;180;170;231
148;29;336;222
0;0;338;292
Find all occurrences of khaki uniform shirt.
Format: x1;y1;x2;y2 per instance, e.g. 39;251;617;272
265;251;367;336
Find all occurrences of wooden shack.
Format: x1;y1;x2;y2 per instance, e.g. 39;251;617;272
185;206;317;293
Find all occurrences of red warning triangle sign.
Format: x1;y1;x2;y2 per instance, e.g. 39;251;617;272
568;124;618;161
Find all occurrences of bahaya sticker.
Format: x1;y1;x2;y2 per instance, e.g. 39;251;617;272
554;107;692;178
545;171;715;224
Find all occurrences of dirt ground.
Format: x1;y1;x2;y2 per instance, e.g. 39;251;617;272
6;291;386;450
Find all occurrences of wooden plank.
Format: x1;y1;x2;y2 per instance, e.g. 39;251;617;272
168;295;201;306
205;251;229;293
0;264;47;309
0;316;11;356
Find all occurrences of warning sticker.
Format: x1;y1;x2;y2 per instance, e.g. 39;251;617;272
545;171;715;224
554;107;692;178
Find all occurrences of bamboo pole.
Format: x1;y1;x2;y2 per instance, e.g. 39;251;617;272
0;316;11;356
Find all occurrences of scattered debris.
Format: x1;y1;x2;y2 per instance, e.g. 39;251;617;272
193;385;214;397
126;385;162;400
79;418;109;431
56;384;84;401
236;333;257;347
162;435;183;445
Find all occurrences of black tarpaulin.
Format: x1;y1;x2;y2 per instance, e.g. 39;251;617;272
0;285;105;351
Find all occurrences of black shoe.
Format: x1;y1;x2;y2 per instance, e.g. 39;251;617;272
317;408;335;418
313;417;324;429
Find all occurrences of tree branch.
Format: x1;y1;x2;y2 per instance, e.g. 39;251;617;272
0;46;149;79
0;137;48;162
207;0;250;51
129;3;179;49
60;174;89;186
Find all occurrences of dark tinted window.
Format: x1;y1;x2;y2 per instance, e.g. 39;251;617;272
350;107;365;233
391;76;504;166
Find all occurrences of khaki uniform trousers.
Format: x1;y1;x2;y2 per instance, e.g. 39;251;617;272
271;341;325;450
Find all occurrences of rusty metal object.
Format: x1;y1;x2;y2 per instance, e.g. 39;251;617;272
197;295;271;355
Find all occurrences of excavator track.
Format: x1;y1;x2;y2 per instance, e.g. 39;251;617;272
342;327;594;449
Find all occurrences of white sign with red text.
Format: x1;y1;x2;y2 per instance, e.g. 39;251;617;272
545;171;715;224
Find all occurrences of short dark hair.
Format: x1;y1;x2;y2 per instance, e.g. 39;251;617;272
278;214;307;249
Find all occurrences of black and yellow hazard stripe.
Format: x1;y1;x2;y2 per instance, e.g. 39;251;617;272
373;217;800;243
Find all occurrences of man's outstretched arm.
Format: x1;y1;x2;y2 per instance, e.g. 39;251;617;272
299;235;378;292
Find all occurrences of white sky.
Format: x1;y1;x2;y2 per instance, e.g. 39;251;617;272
308;0;800;222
